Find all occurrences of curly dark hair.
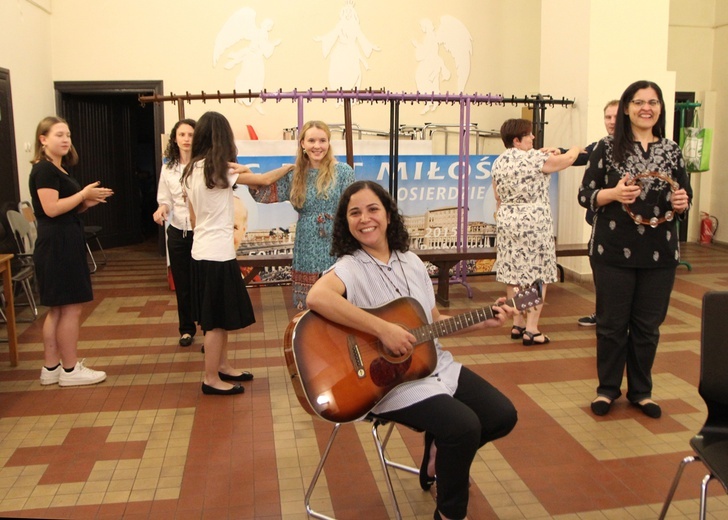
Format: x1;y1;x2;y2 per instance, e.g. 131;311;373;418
182;112;237;190
330;180;410;258
163;118;196;168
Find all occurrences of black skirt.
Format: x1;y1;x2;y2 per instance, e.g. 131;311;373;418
190;258;255;332
34;219;92;307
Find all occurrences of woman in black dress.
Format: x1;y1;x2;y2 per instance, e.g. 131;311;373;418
30;116;113;387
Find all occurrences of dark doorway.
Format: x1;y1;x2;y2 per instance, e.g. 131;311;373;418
674;91;696;242
55;81;164;249
0;68;20;253
0;68;19;206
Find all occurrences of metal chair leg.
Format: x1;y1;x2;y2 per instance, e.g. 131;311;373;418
304;423;341;520
658;455;699;520
87;243;98;274
699;473;714;520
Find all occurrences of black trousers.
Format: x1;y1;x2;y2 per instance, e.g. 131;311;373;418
167;225;196;337
378;367;517;519
591;260;676;402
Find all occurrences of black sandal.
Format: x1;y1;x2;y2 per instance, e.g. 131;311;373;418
523;331;550;346
510;325;526;340
419;431;436;491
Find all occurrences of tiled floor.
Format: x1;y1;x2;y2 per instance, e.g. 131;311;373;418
1;240;728;519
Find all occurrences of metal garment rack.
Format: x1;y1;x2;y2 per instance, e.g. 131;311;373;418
139;88;575;296
674;100;702;272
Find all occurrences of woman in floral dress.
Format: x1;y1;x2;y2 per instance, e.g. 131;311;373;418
491;118;580;346
249;121;355;309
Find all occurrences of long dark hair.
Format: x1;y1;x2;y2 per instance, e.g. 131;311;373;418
182;111;237;189
331;181;410;258
613;80;666;165
163;118;196;168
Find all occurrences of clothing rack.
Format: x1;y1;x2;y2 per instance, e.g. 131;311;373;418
139;88;575;296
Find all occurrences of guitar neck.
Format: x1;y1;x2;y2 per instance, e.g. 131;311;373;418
411;298;514;342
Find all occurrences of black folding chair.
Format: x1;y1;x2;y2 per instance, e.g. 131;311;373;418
659;291;728;519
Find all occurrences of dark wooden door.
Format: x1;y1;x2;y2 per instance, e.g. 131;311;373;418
55;81;163;249
0;68;20;253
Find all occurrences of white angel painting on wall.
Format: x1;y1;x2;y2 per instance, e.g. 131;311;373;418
413;16;472;113
315;0;379;90
213;7;280;113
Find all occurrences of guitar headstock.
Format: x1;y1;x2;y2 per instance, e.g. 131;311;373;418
512;279;543;313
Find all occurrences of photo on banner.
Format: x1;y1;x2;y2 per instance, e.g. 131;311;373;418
235;140;558;282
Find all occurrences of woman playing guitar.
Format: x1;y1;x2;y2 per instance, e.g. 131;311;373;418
306;181;518;520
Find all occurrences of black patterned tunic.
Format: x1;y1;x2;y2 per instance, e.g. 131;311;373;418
578;136;692;268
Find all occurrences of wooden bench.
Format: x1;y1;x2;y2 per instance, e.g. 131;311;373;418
237;243;588;306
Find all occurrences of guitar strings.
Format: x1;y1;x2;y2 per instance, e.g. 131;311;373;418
361;249;411;298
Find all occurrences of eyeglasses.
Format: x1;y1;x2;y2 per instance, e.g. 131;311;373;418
630;99;660;107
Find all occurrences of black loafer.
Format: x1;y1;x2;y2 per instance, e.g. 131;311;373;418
420;431;436;491
632;400;661;418
590;397;613;416
179;334;193;347
219;371;254;382
201;383;244;395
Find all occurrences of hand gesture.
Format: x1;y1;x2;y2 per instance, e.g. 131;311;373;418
613;176;641;204
379;322;416;358
81;181;114;206
228;162;252;175
671;188;690;213
152;205;168;225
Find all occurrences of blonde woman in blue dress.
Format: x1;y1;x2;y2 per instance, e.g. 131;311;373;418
249;120;355;309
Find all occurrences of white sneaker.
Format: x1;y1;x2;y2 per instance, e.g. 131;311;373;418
40;365;62;385
58;360;107;387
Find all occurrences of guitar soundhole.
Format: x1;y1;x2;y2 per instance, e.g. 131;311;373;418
370;357;412;387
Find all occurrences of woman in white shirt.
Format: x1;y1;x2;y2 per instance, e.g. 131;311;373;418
153;119;197;347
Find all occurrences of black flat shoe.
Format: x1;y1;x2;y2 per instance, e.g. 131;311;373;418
590;397;613;416
219;371;254;382
510;325;526;339
632;400;661;418
179;334;193;347
523;331;550;346
201;383;244;395
420;431;436;491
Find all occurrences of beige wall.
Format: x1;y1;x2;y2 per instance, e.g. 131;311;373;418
0;1;55;194
2;0;726;247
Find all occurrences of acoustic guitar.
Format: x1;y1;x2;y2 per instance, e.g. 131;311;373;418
283;281;543;423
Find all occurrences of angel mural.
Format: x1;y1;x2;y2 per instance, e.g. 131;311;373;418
213;7;280;113
413;16;472;113
315;0;379;90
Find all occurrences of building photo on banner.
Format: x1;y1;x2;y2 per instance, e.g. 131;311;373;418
234;139;560;284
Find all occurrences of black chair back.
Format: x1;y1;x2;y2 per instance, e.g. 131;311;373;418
700;291;728;431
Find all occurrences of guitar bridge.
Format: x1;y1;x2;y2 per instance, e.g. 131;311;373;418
347;335;366;378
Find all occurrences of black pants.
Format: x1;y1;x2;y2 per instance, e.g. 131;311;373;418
167;225;195;337
378;367;517;519
591;260;676;402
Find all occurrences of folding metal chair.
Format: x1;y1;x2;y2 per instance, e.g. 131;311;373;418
4;210;38;320
659;291;728;519
304;414;420;520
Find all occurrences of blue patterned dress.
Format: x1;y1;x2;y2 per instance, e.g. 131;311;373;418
250;162;355;308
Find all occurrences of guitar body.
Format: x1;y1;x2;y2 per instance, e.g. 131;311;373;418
283;297;438;423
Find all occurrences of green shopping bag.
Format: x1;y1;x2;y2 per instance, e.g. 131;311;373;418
679;111;713;172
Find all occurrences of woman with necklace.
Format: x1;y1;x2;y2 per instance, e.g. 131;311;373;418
153;119;197;347
578;80;692;418
30;116;114;387
249;120;355;309
306;181;518;520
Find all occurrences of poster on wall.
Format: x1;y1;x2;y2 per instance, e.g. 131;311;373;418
235;140;558;282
